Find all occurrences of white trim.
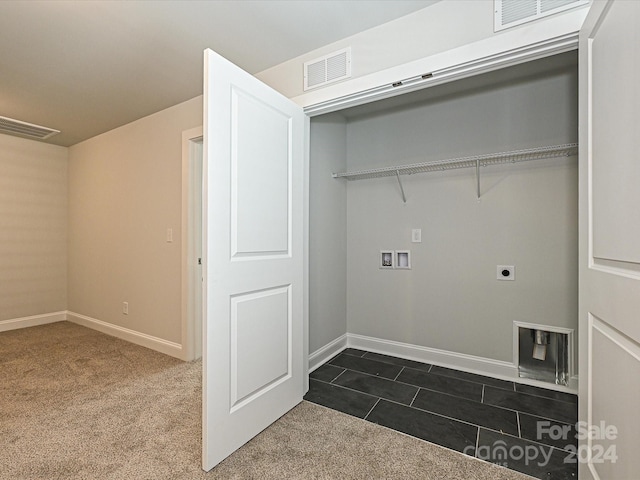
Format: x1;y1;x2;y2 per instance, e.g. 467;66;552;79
348;332;517;379
308;334;347;372
297;8;588;116
66;311;183;358
302;115;311;393
0;311;66;332
181;126;204;362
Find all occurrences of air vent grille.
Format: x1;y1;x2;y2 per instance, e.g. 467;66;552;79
494;0;588;31
304;48;352;91
0;116;60;140
541;0;580;13
502;0;537;25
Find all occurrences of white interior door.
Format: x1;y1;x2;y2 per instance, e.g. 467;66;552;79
579;1;640;478
202;49;306;471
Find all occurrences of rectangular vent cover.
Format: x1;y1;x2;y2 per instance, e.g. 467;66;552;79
0;116;60;140
304;47;351;91
494;0;588;32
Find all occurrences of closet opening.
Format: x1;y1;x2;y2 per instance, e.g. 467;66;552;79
308;50;579;391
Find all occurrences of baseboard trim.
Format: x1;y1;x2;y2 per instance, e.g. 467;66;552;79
0;311;66;333
308;334;347;372
66;311;183;359
345;333;577;394
347;333;518;381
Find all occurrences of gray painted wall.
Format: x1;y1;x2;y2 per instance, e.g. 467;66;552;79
309;114;348;353
309;53;578;364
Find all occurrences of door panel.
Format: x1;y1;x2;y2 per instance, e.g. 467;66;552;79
590;0;640;263
590;317;640;480
202;48;306;472
232;88;291;256
579;1;640;478
230;285;291;410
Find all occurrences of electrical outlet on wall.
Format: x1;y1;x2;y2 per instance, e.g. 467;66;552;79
497;265;515;280
123;302;129;315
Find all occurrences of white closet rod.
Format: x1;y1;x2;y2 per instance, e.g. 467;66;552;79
332;143;578;201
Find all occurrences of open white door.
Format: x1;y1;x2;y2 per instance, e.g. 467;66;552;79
202;49;307;471
579;1;640;478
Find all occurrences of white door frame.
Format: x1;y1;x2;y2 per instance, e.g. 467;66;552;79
181;126;204;361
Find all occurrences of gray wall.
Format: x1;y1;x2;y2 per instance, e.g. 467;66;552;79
309;53;578;364
344;55;578;363
309;114;348;353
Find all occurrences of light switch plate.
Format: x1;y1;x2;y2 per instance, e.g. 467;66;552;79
411;229;422;243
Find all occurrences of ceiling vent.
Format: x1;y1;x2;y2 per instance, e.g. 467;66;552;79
0;116;60;140
494;0;589;32
304;47;352;91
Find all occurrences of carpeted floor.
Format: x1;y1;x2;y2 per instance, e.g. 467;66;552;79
0;322;532;479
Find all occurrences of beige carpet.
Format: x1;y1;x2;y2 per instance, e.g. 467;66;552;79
0;322;532;479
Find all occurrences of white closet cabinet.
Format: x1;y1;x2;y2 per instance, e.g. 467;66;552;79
308;51;579;387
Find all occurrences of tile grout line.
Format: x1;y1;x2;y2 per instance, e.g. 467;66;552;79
363;398;381;421
330;369;348;384
409;387;421;407
393;366;405;381
481;384;485;403
516;411;521;438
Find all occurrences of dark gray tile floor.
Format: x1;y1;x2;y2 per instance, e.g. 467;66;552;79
305;348;578;480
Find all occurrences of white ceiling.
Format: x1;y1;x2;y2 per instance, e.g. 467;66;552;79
0;0;439;146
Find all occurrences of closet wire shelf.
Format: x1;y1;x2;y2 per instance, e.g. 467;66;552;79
331;143;578;201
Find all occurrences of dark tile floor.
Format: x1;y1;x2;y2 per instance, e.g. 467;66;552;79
305;348;578;480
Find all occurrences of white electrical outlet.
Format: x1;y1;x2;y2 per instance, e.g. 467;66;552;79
123;302;129;315
497;265;515;281
411;229;422;243
166;228;173;243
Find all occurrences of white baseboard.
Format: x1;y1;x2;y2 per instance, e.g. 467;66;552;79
346;333;578;394
0;311;66;332
66;311;183;359
308;334;347;372
348;333;518;380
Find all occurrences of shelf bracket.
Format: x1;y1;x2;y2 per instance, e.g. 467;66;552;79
396;170;407;203
476;159;480;199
